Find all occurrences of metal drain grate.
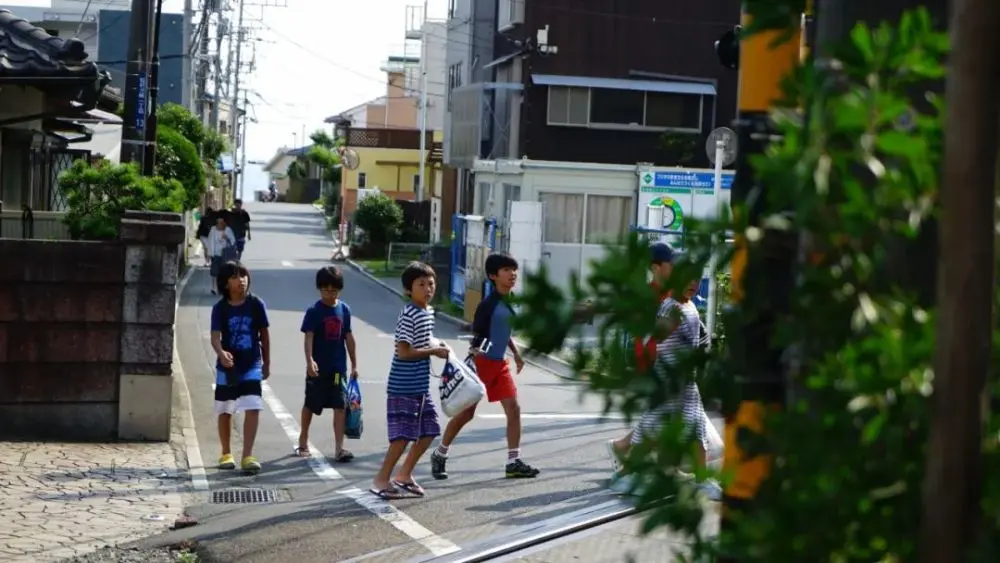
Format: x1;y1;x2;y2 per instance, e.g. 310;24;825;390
211;487;280;504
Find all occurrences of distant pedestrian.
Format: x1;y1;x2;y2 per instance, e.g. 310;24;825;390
196;206;215;267
210;261;271;475
228;199;252;259
606;242;676;468
207;215;237;295
608;247;722;500
297;265;358;462
430;252;540;481
370;262;449;500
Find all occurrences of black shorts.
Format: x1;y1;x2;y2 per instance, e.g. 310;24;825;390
304;373;346;415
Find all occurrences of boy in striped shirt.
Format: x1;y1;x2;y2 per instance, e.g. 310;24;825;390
370;261;450;500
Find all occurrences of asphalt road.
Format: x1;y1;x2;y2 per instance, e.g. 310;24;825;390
165;203;635;563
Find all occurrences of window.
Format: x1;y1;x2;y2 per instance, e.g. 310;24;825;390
412;173;420;191
357;172;367;188
497;0;524;30
589;89;644;126
539;192;583;243
645;92;702;130
547;87;589;126
585;195;633;243
447;62;463;109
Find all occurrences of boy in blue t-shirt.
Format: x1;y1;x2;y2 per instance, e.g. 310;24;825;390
210;260;271;475
298;266;358;462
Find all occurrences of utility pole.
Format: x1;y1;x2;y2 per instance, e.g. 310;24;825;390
181;0;193;110
229;0;246;194
195;3;210;123
715;6;803;562
238;92;249;200
210;14;225;131
120;0;155;168
416;0;428;203
922;0;999;559
143;0;165;176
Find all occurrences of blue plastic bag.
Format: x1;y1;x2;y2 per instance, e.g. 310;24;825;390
345;378;363;439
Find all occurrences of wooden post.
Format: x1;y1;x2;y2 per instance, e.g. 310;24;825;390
921;0;1000;558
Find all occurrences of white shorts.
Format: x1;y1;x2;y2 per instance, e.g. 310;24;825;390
214;372;264;415
214;395;263;415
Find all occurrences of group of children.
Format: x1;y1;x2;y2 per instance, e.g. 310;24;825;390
208;242;717;499
206;253;539;494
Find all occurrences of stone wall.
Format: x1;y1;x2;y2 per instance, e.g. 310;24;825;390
0;211;185;441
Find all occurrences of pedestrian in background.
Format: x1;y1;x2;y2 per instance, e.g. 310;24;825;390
207;215;237;295
196;206;216;267
228;199;252;259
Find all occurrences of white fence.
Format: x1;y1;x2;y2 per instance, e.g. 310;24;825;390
0;210;71;240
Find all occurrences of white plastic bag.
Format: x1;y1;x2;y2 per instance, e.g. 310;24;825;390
438;350;486;417
704;411;724;470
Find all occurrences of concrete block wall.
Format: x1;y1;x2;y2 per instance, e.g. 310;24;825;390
0;212;185;441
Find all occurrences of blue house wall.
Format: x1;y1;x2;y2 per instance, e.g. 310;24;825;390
97;9;185;107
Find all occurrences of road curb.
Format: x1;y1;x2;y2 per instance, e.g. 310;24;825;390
341;259;574;378
172;266;210;496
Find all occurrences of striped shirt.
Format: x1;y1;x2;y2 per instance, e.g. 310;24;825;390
387;304;436;396
631;296;710;448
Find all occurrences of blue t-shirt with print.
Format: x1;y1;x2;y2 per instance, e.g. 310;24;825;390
211;294;269;384
300;300;353;376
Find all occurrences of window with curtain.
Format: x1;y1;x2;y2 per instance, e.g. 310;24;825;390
584;195;633;243
539;192;583;243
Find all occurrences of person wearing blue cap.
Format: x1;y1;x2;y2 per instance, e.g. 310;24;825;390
607;241;722;500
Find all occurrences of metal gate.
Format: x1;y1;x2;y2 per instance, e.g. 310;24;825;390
449;214;497;314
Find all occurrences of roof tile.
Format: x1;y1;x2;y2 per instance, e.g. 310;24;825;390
0;8;100;79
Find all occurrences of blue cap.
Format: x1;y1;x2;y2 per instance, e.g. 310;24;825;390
650;242;677;264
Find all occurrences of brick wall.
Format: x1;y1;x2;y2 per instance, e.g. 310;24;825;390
0;212;185;441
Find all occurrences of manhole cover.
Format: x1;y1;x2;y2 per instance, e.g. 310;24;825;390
211;488;280;504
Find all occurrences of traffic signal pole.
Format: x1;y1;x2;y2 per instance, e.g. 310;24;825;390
719;5;804;560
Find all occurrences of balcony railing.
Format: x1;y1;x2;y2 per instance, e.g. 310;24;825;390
346;128;434;150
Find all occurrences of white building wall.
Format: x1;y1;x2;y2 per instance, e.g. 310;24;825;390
473;159;640;293
421;20;447;132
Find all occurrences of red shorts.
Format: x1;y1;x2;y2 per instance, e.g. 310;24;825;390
473;356;517;403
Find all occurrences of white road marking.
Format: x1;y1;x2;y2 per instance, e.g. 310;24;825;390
260;382;343;481
477;413;626;421
175;267;211;492
281;260;294;267
259;382;460;556
337;487;461;557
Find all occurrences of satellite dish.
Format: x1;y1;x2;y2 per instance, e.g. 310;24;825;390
339;147;360;170
706;127;737;166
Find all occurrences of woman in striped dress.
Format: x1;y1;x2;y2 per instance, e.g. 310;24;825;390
613;279;723;500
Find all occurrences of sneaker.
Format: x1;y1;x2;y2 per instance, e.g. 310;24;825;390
241;456;262;475
505;459;540;478
605;439;622;474
609;473;636;495
218;454;236;470
430;451;449;480
696;479;723;502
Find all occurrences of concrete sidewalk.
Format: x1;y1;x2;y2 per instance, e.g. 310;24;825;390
0;439;187;562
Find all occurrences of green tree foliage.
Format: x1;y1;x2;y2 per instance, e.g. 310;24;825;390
157;102;229;163
155;126;205;210
354;191;403;248
57;160;185;240
514;7;981;562
305;130;343;216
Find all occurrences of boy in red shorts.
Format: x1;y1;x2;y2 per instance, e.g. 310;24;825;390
430;252;541;479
